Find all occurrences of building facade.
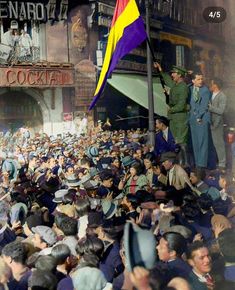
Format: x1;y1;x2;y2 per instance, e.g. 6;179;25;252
0;0;96;136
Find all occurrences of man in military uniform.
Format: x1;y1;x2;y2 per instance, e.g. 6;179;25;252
154;63;189;167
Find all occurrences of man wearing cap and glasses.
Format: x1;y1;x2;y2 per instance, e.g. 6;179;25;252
158;151;192;190
154;63;190;167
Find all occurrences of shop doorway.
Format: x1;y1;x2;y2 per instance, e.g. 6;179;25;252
0;91;43;134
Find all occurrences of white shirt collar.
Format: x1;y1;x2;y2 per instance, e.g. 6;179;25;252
192;270;209;283
212;91;220;101
169;165;175;174
196;181;204;188
162;127;169;139
168;166;175;185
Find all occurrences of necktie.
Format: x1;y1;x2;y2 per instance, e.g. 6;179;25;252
193;86;200;103
205;273;214;290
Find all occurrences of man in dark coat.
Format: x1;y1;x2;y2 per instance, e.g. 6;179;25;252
186;241;214;290
97;220;124;283
156;232;191;279
154;116;180;160
218;228;235;282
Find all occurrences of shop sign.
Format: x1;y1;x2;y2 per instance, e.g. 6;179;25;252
0;0;68;21
0;67;74;87
160;32;192;48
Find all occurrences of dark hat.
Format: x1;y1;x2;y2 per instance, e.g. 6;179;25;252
124;223;156;271
156;115;169;127
76;168;86;175
99;169;114;182
25;214;43;230
88;211;104;228
39;176;60;193
99;157;112;169
40;156;48;163
170;65;188;76
135;190;155;203
102;216;125;232
121;156;135;167
126;194;141;205
160;152;177;162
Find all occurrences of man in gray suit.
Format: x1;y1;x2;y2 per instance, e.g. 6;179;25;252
209;78;227;169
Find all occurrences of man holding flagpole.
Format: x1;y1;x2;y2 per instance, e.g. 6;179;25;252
154;62;190;167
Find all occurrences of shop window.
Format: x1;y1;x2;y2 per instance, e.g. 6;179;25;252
176;45;184;67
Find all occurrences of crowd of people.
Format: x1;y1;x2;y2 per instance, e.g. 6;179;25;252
0;111;234;290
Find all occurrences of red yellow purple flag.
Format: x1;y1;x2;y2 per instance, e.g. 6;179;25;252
89;0;147;110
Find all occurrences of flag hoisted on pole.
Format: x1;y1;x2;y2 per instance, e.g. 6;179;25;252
89;0;147;110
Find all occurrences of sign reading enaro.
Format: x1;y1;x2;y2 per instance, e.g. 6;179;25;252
0;67;74;87
0;0;68;21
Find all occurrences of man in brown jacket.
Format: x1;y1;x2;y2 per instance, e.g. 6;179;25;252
158;152;192;190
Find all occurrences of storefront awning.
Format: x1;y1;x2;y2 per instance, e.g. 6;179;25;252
107;73;168;116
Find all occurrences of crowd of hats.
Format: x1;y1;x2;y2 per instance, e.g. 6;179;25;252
0;127;234;290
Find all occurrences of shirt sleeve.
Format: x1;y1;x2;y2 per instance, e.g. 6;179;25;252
161;72;175;88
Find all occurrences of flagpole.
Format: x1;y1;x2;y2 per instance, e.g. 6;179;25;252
145;0;155;147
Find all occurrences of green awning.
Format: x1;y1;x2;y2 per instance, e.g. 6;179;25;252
107;73;168;116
